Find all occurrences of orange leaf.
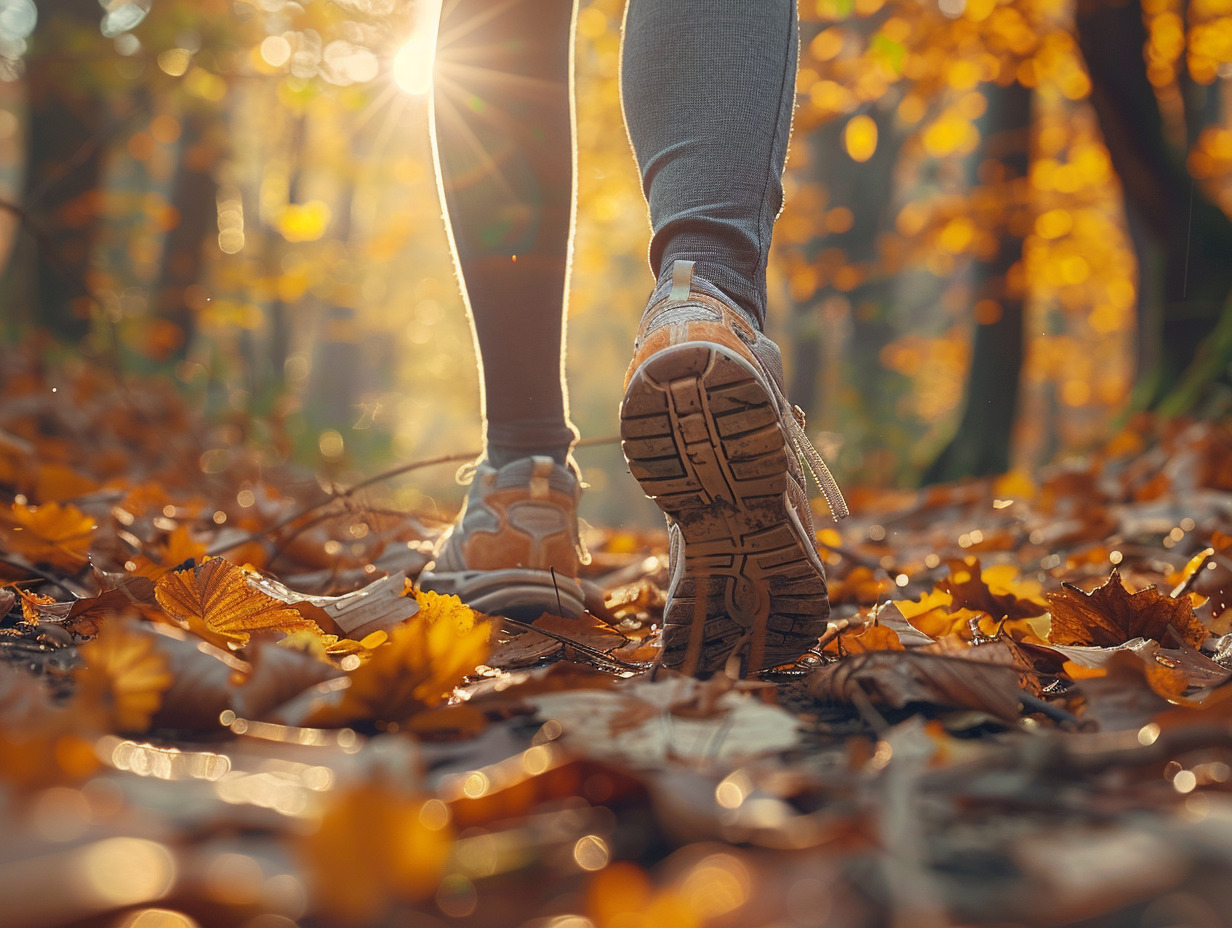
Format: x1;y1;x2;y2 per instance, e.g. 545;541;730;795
1047;569;1207;649
154;557;324;648
2;501;97;571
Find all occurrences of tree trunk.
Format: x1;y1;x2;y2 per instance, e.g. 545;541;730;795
1075;0;1232;407
922;80;1032;483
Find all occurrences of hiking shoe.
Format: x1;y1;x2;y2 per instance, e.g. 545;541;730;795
418;456;587;620
620;260;848;675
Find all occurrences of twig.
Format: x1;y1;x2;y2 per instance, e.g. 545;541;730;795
0;556;79;598
496;614;651;674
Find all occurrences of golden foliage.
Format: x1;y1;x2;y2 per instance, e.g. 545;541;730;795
300;781;453;925
154;557;324;648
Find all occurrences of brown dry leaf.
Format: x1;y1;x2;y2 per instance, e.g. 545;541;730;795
1074;650;1191;730
307;590;489;726
234;637;344;720
76;622;176;733
809;650;1024;720
148;627;249;731
155;557;325;648
1047;569;1208;649
298;780;453;926
1;501;97;571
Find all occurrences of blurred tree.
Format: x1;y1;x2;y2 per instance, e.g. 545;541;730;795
923;80;1031;481
1075;0;1232;413
20;0;113;342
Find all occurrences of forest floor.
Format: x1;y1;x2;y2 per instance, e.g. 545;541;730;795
4;349;1232;928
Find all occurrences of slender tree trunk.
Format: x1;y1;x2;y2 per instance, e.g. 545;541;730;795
150;107;219;362
922;80;1032;482
21;0;109;342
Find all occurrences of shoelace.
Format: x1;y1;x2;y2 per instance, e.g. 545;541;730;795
775;388;849;521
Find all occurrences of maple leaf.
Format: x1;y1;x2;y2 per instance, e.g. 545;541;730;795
1047;569;1208;649
76;623;175;733
1;501;97;571
308;590;489;726
154;557;324;648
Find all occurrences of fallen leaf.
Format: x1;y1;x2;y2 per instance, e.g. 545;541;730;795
234;637;344;720
155;557;324;648
1;501;97;571
809;650;1024;720
832;622;905;654
529;675;801;765
299;780;453;926
248;569;418;638
1047;569;1207;649
1074;650;1190;730
940;557;1047;620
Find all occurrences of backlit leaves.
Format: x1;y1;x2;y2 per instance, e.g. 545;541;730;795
301;782;453;925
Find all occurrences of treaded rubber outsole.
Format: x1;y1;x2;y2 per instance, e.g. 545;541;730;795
620;343;830;674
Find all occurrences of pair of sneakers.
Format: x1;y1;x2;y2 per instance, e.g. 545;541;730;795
418;261;847;675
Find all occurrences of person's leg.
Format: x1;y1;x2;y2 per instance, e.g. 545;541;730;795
620;0;799;329
620;0;847;674
431;0;578;467
419;0;586;619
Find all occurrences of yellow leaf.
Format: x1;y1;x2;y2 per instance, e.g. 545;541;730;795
155;558;325;648
76;624;175;733
309;590;489;726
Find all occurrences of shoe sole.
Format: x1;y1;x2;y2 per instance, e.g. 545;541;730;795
620;343;830;675
417;567;586;623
